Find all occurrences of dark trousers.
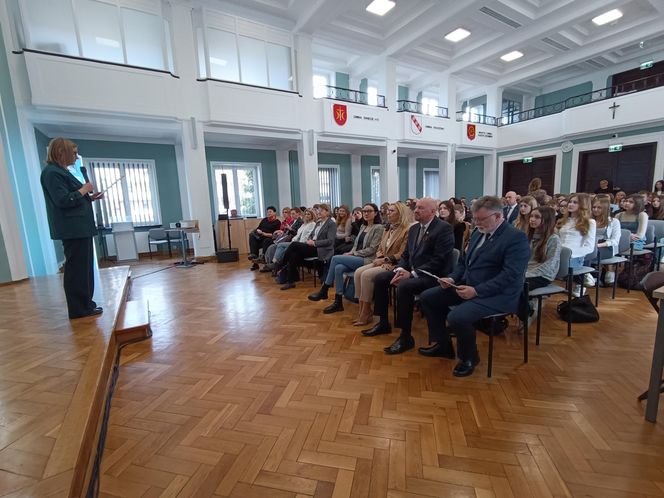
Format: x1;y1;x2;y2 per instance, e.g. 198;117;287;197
282;241;317;283
248;234;273;258
526;276;550;291
373;271;438;337
419;286;503;361
62;237;96;318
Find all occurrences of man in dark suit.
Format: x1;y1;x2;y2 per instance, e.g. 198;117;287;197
362;198;455;354
419;196;530;377
503;191;519;225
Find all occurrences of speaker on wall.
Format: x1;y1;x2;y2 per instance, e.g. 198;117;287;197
221;173;230;210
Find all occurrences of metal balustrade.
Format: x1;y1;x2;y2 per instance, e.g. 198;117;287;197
321;85;386;107
455;111;499;126
396;100;449;118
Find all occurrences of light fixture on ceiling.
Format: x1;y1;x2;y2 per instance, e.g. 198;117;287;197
501;50;523;62
592;9;622;26
444;28;471;42
366;0;395;16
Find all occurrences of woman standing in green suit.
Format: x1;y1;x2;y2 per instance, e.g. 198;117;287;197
40;138;104;319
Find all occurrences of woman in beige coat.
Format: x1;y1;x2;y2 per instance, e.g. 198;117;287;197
353;202;413;325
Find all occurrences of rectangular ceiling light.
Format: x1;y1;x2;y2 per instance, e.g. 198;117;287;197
592;9;622;26
366;0;395;16
500;50;523;62
445;28;471;42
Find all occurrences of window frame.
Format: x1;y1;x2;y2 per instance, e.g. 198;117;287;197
210;161;264;218
86;157;162;228
318;164;340;208
422;167;440;199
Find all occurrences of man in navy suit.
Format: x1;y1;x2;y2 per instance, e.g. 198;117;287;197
503;191;519;225
419;196;530;377
362;198;455;355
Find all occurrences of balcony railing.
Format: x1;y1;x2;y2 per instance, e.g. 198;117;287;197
455;111;498;126
322;85;386;107
500;71;664;126
396;100;449;118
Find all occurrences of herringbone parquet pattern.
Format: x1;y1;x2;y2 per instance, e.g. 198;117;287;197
100;262;664;497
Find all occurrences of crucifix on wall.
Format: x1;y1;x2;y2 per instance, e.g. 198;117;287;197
609;101;620;119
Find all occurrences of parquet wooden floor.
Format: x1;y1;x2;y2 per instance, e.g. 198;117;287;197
100;261;664;497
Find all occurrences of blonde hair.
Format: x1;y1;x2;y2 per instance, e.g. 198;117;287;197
515;196;538;231
557;192;592;236
46;138;77;167
392;201;413;227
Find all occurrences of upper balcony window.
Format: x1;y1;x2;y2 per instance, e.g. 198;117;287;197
16;0;174;73
313;75;328;99
195;10;295;92
422;97;439;116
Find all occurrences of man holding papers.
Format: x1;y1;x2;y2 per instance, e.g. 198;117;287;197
419;196;530;377
362;198;455;355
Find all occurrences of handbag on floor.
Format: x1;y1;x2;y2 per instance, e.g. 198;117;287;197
556;294;599;323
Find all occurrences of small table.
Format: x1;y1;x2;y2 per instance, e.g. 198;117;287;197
166;228;200;268
645;285;664;422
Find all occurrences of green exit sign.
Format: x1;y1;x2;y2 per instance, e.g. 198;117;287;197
608;144;623;152
640;60;654;70
522;156;533;164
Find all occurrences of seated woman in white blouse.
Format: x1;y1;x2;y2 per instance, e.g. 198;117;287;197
557;192;596;296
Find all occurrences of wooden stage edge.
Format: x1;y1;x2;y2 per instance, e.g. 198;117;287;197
0;266;151;497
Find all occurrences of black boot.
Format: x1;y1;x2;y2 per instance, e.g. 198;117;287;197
308;283;330;301
323;294;344;314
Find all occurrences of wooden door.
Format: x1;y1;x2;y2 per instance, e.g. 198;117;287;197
502;155;555;195
577;143;656;194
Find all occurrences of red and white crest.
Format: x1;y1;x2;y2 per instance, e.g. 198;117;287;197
410;114;422;135
466;124;476;141
333;104;347;126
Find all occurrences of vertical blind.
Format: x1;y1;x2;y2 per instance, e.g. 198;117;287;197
89;159;160;227
423;170;439;199
371;168;381;205
318;167;340;207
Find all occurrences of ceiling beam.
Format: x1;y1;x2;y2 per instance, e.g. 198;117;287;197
293;0;357;34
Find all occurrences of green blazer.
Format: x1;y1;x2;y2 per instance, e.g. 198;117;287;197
40;163;96;240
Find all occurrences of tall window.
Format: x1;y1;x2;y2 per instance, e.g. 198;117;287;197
423;169;439;199
196;10;294;91
422;97;439;116
318;166;340;207
88;159;161;227
371;167;381;205
313;74;328;98
211;162;263;217
18;0;173;71
368;86;378;106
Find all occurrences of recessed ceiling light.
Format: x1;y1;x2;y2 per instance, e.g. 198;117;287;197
501;50;523;62
592;9;622;26
366;0;395;16
445;28;471;43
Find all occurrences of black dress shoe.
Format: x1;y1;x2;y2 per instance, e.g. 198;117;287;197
250;263;259;271
452;355;481;377
384;336;415;355
280;283;296;290
418;342;455;359
70;306;103;319
361;322;392;337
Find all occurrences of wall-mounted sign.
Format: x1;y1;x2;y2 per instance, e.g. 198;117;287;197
608;144;623;152
460;122;496;147
522;156;533;163
333;103;347;126
467;124;476;140
410;114;423;135
323;101;386;136
401;113;455;142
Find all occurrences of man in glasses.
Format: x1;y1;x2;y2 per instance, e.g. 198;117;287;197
362;197;455;355
418;196;530;377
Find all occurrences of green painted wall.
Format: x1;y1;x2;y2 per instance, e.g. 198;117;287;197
416;158;439;198
534;81;592;110
318;152;352;207
398;156;408;201
289;150;300;207
335;72;349;88
359;78;368;104
398;86;409;101
361;155;379;203
455;156;484;200
0;21;48;276
205;147;280;220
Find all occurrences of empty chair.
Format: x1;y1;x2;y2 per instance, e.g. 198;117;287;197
645;220;664;271
147;228;172;259
593;228;630;304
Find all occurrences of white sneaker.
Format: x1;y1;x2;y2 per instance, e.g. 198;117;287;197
583;273;596;287
604;270;615;285
572;284;586;298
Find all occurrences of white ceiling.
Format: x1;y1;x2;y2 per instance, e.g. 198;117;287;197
202;0;664;98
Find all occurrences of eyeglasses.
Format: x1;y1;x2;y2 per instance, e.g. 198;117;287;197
362;209;376;214
472;213;498;223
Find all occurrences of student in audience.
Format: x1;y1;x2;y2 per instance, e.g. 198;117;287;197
589;197;622;285
615;194;648;243
249;206;281;270
308;203;384;312
333;206;340;219
527;177;542;194
557;193;596;296
613;190;626;213
655;180;664;196
352;202;412;326
333;205;353;254
280;207;291;224
278;204;336;290
556;196;568;220
454;204;471;253
594;179;613;194
379;203;390;223
439;200;465;253
514;195;537;232
525;206;561;290
418;196;530;376
260;208;304;272
647;194;664;220
362;198;455;355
